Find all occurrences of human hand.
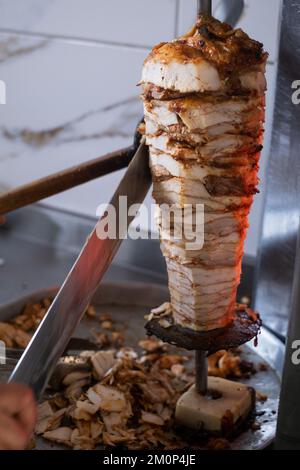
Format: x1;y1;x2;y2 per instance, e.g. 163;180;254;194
0;383;37;450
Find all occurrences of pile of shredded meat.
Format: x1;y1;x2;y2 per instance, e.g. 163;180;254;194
0;299;107;349
34;343;259;450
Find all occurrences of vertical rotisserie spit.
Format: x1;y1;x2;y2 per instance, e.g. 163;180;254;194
141;15;267;333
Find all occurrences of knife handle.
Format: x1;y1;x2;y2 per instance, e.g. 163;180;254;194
0;145;135;215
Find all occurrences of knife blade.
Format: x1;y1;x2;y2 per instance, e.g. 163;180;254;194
9;139;151;399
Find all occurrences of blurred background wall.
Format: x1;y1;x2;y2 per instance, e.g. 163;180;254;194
0;0;281;257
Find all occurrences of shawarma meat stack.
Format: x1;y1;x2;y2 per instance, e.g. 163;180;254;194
141;15;268;333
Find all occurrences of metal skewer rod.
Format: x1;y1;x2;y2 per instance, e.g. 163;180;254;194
198;0;212;16
195;350;208;395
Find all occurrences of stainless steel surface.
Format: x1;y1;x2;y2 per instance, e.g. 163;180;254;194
254;0;300;337
215;0;244;26
195;350;208;394
9;141;151;399
0;205;168;308
0;204;255;316
0;282;283;450
275;224;300;449
0;283;169;385
197;0;244;25
249;328;285;380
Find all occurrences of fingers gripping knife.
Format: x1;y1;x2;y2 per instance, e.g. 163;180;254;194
9;138;151;400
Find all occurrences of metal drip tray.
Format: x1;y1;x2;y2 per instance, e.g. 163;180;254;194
0;282;284;450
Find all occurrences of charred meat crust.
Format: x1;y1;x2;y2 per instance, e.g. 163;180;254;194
145;15;268;77
192;15;267;75
203;175;259;197
145;304;262;354
142;83;262;101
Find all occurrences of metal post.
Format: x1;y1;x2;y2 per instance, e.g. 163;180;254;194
195;350;208;394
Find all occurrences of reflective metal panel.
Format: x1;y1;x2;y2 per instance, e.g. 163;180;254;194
254;0;300;337
276;226;300;449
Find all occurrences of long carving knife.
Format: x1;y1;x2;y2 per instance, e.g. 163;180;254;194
9;139;151;399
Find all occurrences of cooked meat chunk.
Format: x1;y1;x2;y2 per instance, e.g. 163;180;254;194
141;15;267;331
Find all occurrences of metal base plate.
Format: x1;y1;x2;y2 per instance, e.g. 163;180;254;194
0;282;283;450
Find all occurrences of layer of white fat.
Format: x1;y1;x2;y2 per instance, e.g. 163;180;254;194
145;118;258;141
169;289;234;313
150;151;212;180
152;189;252;209
239;70;267;93
172;310;232;330
144;105;178;127
170;295;236;327
142;59;222;93
144;96;264;131
167;261;239;326
166;257;240;285
161;232;243;251
156;205;244;227
161;241;243;267
168;282;238;307
168;273;239;296
158;225;241;247
146;120;207;145
146;134;255;158
155;207;244;243
149;149;253;181
152;178;251;207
